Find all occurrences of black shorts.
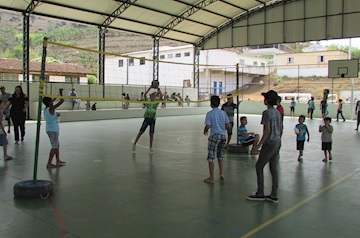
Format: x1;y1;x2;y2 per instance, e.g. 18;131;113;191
322;142;332;151
226;122;234;136
139;118;156;134
290;107;295;112
297;140;305;150
241;135;255;146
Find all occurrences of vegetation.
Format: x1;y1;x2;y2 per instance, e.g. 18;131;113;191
87;75;97;84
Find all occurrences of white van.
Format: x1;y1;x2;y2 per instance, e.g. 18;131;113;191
278;93;312;103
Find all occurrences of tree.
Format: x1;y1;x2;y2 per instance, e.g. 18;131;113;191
327;44;360;59
87;75;97;84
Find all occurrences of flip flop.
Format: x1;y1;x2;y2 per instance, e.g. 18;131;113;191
203;178;215;184
4;156;13;161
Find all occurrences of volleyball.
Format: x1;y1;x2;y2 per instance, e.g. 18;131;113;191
151;80;159;89
294;127;299;134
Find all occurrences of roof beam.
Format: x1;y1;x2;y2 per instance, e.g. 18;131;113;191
21;11;193;44
156;0;218;38
196;0;299;47
25;0;40;14
218;0;248;11
173;0;231;20
28;0;202;40
36;0;216;29
117;1;217;28
101;0;138;28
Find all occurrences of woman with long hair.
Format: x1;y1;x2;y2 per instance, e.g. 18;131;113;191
8;86;29;144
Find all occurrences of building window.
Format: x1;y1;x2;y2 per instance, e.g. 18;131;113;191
175;53;181;58
140;57;145;65
160;55;165;59
118;59;123;67
318;55;325;63
129;58;134;66
239;59;245;65
253;61;258;66
167;54;173;59
288;57;294;64
261;63;265;66
184;52;190;57
183;80;191;87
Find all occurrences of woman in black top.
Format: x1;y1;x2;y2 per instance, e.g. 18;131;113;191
8;86;29;144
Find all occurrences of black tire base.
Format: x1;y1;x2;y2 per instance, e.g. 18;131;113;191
14;180;54;199
227;144;249;154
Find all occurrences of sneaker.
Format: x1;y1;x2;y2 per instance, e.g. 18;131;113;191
246;193;265;201
132;144;136;152
322;158;327;162
265;195;279;203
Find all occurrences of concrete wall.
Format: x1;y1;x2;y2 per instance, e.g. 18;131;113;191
2;81;355;122
52;101;350;123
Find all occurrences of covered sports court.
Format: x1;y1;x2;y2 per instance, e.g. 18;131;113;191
1;0;360;237
0;114;359;237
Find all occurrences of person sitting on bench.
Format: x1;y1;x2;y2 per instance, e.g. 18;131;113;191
68;87;81;110
238;116;260;154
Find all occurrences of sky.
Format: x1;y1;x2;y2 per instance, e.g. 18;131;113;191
318;37;360;48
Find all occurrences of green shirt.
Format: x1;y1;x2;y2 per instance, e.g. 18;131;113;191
144;99;160;119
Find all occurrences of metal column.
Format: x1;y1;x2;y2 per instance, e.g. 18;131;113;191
152;37;159;82
193;46;200;100
98;27;106;85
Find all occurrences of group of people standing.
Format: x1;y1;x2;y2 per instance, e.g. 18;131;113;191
0;85;29;160
204;90;282;203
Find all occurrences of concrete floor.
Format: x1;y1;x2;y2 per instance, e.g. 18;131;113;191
0;114;359;238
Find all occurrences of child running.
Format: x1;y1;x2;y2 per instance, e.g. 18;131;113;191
238;116;260;154
42;88;66;169
319;117;333;162
203;95;230;184
0;100;12;161
294;115;310;161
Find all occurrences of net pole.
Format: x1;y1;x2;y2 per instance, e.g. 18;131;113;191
32;37;47;182
236;63;239;145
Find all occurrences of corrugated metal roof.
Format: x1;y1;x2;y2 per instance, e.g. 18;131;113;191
0;0;276;45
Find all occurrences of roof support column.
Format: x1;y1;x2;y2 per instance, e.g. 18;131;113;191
23;13;30;83
152;37;159;83
193;46;200;89
98;27;106;88
23;0;39;120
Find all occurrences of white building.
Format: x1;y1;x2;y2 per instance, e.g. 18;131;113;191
104;45;269;94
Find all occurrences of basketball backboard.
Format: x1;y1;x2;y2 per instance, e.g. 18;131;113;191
328;59;359;78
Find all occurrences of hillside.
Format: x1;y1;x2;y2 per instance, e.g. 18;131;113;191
241;76;360;102
0;10;184;61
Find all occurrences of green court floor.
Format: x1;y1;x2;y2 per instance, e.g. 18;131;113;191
0;114;359;238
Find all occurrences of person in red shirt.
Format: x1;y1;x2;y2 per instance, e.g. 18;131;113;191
276;96;284;121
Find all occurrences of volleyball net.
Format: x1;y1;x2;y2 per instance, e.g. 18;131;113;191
39;39;242;109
